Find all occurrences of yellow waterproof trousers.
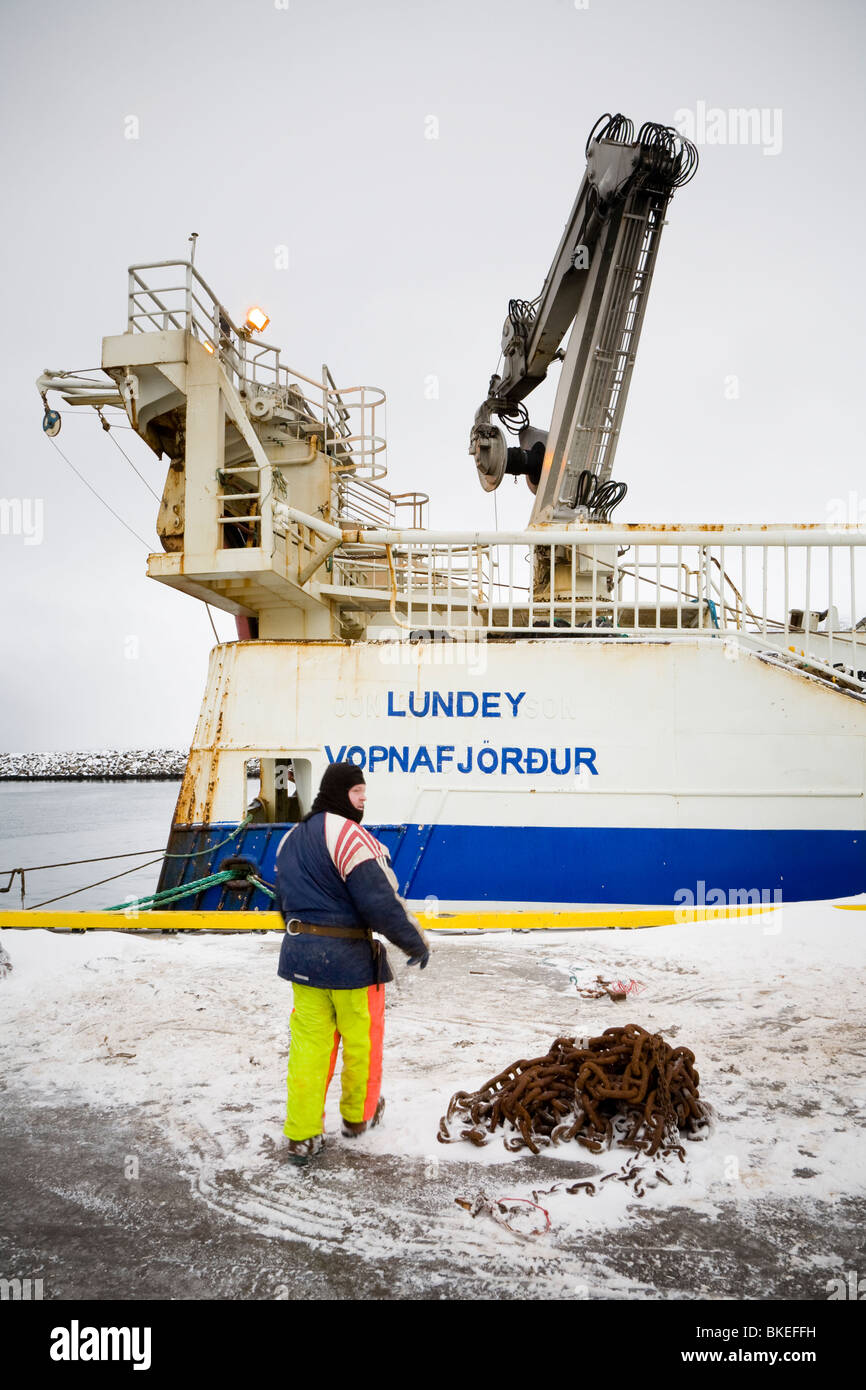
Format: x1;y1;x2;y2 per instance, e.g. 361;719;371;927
284;982;385;1142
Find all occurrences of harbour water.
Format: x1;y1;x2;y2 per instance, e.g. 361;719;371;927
0;781;183;913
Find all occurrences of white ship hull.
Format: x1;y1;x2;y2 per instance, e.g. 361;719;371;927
158;637;866;911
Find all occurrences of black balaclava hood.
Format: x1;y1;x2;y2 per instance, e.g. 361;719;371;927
305;761;366;823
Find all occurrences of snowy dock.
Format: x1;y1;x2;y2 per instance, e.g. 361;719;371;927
1;900;864;1300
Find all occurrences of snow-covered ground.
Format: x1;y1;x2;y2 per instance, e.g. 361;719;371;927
2;900;865;1299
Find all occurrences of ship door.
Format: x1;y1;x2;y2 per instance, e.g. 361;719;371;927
247;756;313;824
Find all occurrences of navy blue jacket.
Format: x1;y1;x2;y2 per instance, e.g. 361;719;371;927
275;813;428;989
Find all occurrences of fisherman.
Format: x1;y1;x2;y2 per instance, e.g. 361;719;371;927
275;761;430;1164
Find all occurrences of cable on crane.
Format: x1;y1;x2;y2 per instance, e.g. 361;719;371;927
507;298;536;327
493;301;537;436
497;400;530;437
574;469;595;509
593;479;628;520
46;437;154;549
586;114;698;189
573;468;628;521
636;121;699;188
53;411;136;430
46;434;225;646
99;411;162;501
585;112;635;156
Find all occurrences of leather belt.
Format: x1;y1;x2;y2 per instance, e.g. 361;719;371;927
285;918;369;940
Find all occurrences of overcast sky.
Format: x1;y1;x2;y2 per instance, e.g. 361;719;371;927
1;0;864;752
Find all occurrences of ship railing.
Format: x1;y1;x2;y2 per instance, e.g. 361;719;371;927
334;473;428;530
332;543;489;609
126;260;387;478
321;525;866;690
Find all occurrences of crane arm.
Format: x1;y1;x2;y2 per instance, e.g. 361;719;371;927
469;114;697;524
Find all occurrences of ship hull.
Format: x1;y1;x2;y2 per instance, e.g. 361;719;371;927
156;638;866;913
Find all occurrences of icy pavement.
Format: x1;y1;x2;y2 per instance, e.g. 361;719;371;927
1;900;865;1300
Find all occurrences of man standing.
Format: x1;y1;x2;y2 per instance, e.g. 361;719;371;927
275;761;430;1164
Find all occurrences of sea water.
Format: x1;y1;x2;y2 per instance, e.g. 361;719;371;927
0;781;182;912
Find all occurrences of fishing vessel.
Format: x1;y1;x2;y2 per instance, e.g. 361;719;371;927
30;112;866;927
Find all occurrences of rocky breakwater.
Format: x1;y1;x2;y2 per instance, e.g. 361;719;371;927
0;750;188;780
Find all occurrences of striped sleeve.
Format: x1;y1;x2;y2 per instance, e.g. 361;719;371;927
324;814;389;880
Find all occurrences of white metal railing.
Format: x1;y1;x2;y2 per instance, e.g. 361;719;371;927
313;524;866;692
334;473;428;530
333;543;489;614
127;261;386;478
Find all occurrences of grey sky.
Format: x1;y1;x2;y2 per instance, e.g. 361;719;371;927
1;0;864;752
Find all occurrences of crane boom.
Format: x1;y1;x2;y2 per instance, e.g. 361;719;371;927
469;113;697;525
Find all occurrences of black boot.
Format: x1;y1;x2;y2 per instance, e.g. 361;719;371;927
341;1096;385;1137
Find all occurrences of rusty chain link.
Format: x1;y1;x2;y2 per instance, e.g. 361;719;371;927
438;1024;708;1160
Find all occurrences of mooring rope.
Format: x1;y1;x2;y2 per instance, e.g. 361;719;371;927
2;813;255;881
105;869;239;913
25;858;166;910
7;815;258;911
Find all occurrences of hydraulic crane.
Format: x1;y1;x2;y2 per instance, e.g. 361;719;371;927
469;113;698;526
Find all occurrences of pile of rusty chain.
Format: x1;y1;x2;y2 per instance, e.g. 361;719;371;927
438;1024;707;1158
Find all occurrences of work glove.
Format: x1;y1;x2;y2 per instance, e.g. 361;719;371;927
406;948;430;970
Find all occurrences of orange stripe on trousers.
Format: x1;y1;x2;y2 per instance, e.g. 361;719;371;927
362;984;385;1122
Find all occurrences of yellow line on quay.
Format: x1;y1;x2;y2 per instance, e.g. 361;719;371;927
0;905;777;932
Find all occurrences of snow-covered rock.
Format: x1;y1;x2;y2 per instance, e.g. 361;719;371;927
0;749;188;780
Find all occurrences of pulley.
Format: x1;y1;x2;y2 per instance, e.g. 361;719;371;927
41;400;61;437
472;423;507;492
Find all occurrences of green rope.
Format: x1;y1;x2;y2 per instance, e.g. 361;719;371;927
105;869;236;913
104;813;259;911
162;814;253;859
249;875;277;901
105;864;277;914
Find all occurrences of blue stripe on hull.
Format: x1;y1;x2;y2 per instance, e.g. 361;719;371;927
378;824;865;904
158;822;865;909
